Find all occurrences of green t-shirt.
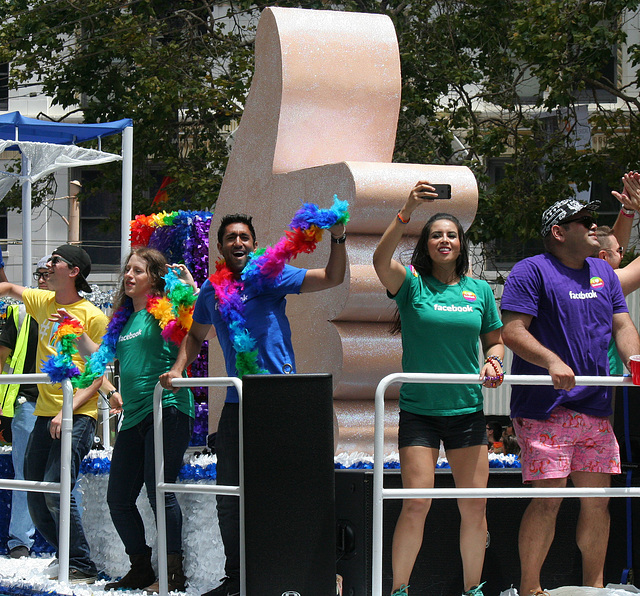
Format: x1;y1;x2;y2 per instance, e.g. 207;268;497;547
116;309;194;431
608;337;624;375
392;267;502;416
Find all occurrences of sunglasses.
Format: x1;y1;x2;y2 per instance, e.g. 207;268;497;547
608;246;624;256
32;270;50;281
559;215;596;229
50;255;74;267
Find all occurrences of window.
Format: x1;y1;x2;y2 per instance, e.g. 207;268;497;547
79;170;120;269
517;43;618;105
0;204;7;252
0;64;8;111
484;157;544;270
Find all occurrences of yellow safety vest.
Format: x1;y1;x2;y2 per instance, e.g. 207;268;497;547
0;305;32;418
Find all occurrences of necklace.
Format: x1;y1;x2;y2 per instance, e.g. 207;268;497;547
43;269;197;387
209;196;349;377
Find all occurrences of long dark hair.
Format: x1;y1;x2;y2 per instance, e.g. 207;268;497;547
390;213;469;335
112;248;168;312
411;213;469;279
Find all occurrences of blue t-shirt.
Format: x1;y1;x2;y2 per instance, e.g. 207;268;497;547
501;253;628;419
194;264;307;402
392;268;502;416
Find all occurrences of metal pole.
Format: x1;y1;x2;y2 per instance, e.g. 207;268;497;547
158;377;245;596
21;153;32;287
58;378;73;585
121;126;133;264
153;383;169;596
372;375;391;596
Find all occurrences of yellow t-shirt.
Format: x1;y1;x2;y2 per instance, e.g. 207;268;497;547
22;288;108;418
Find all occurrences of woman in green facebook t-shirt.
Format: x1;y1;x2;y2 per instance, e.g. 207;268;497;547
61;248;196;592
373;181;504;596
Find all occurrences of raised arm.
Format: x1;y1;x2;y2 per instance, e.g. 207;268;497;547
168;263;198;292
502;310;576;390
615;255;640;296
0;282;25;301
612;172;640;253
373;181;437;295
300;222;347;293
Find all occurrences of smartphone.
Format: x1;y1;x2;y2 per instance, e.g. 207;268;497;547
430;184;452;199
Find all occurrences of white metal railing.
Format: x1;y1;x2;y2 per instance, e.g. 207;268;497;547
153;378;244;596
373;372;640;596
0;373;241;592
96;364;118;448
0;373;74;584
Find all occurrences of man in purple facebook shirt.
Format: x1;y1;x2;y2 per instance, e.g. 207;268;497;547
160;212;347;596
502;198;640;596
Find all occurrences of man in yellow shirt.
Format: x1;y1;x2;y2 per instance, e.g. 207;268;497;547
0;245;107;584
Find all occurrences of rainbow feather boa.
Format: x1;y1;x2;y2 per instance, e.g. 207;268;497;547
43;269;197;387
41;319;85;383
209;196;349;378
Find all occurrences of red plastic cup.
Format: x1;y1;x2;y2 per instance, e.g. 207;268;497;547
630;355;640;385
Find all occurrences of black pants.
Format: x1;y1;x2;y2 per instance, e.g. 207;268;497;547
216;403;240;580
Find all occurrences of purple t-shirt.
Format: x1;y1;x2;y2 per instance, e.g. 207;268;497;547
194;263;307;403
501;253;627;419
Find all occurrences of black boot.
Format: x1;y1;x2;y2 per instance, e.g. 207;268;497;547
105;547;156;590
145;553;187;593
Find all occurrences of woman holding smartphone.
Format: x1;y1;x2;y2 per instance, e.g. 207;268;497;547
373;181;504;596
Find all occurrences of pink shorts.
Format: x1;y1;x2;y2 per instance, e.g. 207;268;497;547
514;406;620;483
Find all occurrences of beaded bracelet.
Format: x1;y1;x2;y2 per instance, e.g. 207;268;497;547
397;211;410;224
485;354;504;368
487;359;502;377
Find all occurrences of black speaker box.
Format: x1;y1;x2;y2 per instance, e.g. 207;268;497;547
336;468;638;596
243;374;336;596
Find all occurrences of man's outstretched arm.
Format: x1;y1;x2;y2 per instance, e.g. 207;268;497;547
300;222;347;293
0;282;25;301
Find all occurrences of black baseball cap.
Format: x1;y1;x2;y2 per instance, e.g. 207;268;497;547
540;198;600;237
52;245;92;293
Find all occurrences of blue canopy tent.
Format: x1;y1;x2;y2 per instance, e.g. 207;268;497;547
0;111;133;284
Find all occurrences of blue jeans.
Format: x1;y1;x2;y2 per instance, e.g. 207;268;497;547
8;398;36;551
107;407;193;556
216;403;240;581
24;415;97;574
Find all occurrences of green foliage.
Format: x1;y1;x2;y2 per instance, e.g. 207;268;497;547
0;0;257;214
2;0;640;252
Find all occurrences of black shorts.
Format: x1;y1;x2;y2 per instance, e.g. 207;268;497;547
398;409;487;451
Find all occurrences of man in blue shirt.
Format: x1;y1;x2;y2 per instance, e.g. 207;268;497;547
161;212;347;596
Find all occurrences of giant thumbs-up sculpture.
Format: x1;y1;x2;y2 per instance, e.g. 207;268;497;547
209;7;478;454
